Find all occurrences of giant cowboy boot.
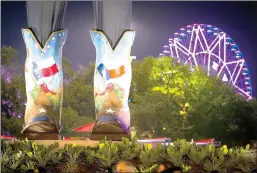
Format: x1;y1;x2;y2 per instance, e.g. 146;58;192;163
21;28;67;140
90;30;136;140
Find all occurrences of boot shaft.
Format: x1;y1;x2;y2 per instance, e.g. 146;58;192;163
22;28;67;133
90;30;135;134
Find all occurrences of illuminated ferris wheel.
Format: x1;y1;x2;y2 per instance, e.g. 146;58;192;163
159;24;252;100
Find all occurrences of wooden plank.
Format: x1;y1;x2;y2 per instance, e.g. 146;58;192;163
32;140;101;148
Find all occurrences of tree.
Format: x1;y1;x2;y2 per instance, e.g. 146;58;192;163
130;56;257;146
131;58;154;94
63;57;75;81
1;72;26;137
1;46;17;66
130;57;189;138
63;61;95;119
63;82;95;118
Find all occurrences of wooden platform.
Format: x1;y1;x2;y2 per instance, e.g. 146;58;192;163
90;133;131;141
32;140;101;148
6;140;101;148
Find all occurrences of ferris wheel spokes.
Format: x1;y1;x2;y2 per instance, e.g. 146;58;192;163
160;24;253;100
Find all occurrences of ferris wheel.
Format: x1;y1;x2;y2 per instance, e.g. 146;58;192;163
159;24;253;100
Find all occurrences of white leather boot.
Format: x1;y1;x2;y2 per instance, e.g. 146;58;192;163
21;28;67;137
90;30;135;139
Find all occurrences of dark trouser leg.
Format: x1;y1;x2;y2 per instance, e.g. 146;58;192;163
93;1;132;47
26;1;67;45
22;1;68;139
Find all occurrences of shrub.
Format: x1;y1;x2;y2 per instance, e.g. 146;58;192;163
1;139;257;173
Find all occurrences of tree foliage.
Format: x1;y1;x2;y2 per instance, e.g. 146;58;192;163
1;46;17;66
130;56;257;146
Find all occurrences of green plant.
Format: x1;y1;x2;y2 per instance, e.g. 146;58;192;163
2;138;257;173
188;145;209;165
117;137;141;161
203;146;226;172
138;143;160;170
28;141;56;168
175;139;192;155
90;140;119;169
234;156;254;173
64;143;84;163
60;162;80;173
1;146;12;172
154;143;168;162
135;164;158;173
230;145;256;173
166;144;184;167
130;126;138;140
164;139;192;166
4;150;24;172
16;138;33;152
182;164;192;172
21;160;36;173
251;148;257;172
49;148;63;166
203;156;224;172
59;144;84;173
79;146;95;168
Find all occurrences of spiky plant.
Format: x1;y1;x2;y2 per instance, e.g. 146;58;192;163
203;155;224;172
6;150;24;172
64;143;84;164
166;144;185;167
187;145;211;172
138;143;162;171
182;164;192;172
60;162;80;173
12;139;32;153
154;143;168;162
79;145;95;169
117;137;141;161
1;146;12;172
221;146;234;173
21;160;36;173
252;149;257;172
90;140;119;170
188;145;209;165
166;138;192;165
59;144;84;173
135;164;158;173
27;141;59;168
230;145;255;173
177;139;192;155
203;145;226;172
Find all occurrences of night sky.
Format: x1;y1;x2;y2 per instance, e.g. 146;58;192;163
2;1;257;96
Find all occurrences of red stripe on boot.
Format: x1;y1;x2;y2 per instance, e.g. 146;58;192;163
42;64;59;77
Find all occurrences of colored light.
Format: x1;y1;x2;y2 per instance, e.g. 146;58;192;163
160;23;253;100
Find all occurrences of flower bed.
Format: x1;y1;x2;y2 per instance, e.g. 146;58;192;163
1;138;257;173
